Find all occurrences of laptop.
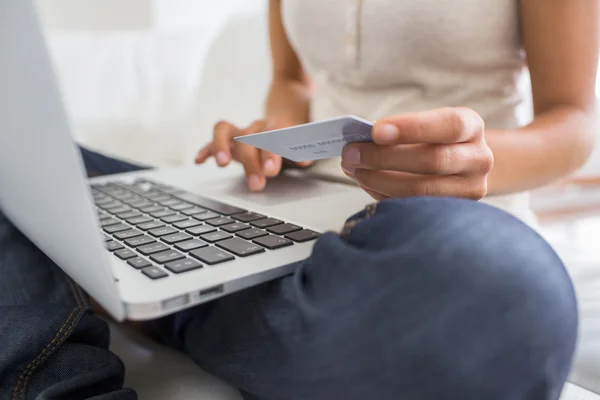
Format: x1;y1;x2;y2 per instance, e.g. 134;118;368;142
0;0;367;321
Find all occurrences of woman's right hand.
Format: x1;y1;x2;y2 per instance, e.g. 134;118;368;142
195;119;313;192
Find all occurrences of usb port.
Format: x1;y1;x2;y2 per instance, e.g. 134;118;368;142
199;285;224;297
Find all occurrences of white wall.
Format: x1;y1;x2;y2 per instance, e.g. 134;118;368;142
37;0;259;31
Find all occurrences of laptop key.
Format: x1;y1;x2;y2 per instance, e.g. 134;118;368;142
175;193;246;216
236;228;268;240
174;219;201;229
206;217;235;227
174;239;208;252
137;242;169;255
95;198;114;206
170;203;194;211
159;199;181;207
149;226;178;237
150;250;185;264
221;223;251;233
122;199;144;208
141;266;168;280
137;221;164;231
181;207;207;216
200;231;233;243
253;235;294;250
285;229;322;243
231;211;265;223
99;201;122;211
130;199;153;209
127;257;152;269
161;214;187;224
193;211;221;221
147;194;171;203
110;206;131;215
161;232;192;244
104;223;130;234
140;205;163;214
186;225;216;236
150;209;176;218
115;248;137;260
114;229;143;240
251;218;283;229
100;218;120;227
190;247;235;265
103;234;112;242
165;259;202;274
127;215;152;225
125;235;155;247
216;238;265;257
267;223;302;235
106;241;124;252
117;211;141;220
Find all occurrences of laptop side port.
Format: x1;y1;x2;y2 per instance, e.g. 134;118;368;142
199;285;224;298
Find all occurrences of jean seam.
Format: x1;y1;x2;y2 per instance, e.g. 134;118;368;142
12;279;86;400
341;202;378;238
74;280;90;308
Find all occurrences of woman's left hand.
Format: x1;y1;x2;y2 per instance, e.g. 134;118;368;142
341;107;494;201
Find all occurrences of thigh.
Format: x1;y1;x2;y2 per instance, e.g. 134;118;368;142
0;211;135;399
182;198;578;400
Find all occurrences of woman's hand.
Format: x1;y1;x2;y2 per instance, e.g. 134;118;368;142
341;108;494;201
196;119;312;191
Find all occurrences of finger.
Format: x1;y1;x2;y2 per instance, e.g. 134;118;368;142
372;107;484;145
352;169;488;200
242;119;269;135
359;184;390;201
342;166;389;200
341;142;488;176
297;161;315;168
195;143;213;164
237;120;270;191
213;121;240;166
260;150;283;177
282;159;315;169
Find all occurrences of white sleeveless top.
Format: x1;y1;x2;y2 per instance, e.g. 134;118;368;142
281;0;539;226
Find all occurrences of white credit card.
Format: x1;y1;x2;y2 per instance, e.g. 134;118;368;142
234;115;373;162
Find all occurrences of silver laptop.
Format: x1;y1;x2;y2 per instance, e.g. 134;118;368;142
0;0;330;321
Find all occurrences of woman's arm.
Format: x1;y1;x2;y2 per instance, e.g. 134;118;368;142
196;0;313;190
486;0;599;195
264;0;312;126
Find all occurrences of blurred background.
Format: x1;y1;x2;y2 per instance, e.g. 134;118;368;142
37;0;271;168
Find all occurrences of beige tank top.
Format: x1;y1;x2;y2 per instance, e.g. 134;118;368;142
281;0;539;226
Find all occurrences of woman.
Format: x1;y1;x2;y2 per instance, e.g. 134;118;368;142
197;0;598;227
1;1;596;399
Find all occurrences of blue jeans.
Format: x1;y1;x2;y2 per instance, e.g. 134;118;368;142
0;148;578;400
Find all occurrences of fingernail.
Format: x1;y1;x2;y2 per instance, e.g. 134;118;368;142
342;164;355;176
342;147;360;165
263;159;276;174
375;124;399;142
216;152;229;165
247;175;264;191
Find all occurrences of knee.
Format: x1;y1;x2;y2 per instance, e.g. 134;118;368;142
312;198;578;395
398;198;577;394
375;197;579;352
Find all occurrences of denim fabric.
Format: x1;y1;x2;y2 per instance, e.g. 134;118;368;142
0;148;578;400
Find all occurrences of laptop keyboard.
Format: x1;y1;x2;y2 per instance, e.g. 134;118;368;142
92;179;321;280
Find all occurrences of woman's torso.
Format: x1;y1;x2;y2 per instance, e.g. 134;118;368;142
281;0;538;225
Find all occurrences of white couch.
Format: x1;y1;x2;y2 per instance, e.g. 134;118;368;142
39;1;600;398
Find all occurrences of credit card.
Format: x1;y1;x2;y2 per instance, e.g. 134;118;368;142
234;115;373;162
